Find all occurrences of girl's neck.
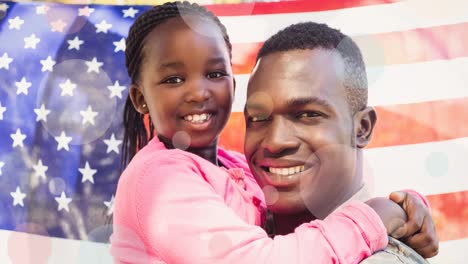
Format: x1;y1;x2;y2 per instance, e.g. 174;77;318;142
273;211;316;235
157;135;220;166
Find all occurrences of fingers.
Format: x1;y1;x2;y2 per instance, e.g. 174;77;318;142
389;191;407;205
404;217;439;258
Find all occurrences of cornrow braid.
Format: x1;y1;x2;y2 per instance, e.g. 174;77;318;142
121;1;233;170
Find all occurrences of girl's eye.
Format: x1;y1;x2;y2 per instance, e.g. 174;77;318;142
162;76;183;84
207;72;226;79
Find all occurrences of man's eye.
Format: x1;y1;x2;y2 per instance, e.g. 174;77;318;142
297;112;322;118
248;115;270;122
162;76;183;84
207;72;225;79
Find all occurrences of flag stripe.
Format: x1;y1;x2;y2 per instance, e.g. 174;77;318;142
221;0;468;44
221;98;468;152
231;22;468;75
428;238;468;264
205;0;397;17
426;191;468;242
232;57;468;112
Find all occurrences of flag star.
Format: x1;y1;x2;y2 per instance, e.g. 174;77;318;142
95;20;112;33
40;56;56;72
0;53;13;70
50;19;67;32
59;79;77;96
80;105;98;125
108;81;126;99
8;16;24;30
34;104;51;122
33;159;48;181
104;195;115;216
113;38;126;53
67;36;84;50
10;186;26;207
85;57;103;73
55;192;72;212
0;161;4;176
15;77;32;95
36;4;50;15
103;133;122;154
24;34;41;49
10;128;26;148
122;7;139;18
0;102;6;120
78;6;95;17
0;3;9;12
79;161;97;184
54;131;72;151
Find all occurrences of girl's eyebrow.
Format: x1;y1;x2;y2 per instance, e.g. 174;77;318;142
207;57;227;66
159;61;184;70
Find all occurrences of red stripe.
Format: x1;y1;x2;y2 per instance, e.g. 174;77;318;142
231;22;468;75
427;191;468;241
220;97;468;152
205;0;398;17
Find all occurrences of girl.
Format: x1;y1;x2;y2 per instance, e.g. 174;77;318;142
111;2;427;263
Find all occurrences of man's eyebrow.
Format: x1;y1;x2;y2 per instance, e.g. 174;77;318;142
286;96;332;109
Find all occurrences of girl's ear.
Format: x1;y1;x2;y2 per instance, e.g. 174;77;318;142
354;106;377;148
129;85;148;114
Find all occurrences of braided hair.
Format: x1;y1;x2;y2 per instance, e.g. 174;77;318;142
121;1;232;170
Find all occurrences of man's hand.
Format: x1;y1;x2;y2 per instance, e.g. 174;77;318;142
389;191;439;258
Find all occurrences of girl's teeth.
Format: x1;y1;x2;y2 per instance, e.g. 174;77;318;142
184;113;211;123
268;165;305;176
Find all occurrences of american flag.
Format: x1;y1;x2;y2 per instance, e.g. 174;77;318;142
0;0;466;263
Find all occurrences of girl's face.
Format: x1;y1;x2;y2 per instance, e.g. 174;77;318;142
130;16;234;148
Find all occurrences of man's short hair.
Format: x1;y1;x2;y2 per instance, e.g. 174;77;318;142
257;22;368;113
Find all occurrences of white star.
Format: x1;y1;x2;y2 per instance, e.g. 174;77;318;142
36;5;49;15
0;53;13;70
24;34;41;49
108;81;126;99
10;128;26;148
85;57;103;73
32;159;48;181
0;102;6;120
0;3;9;12
54;131;72;151
103;133;122;154
8;16;24;30
0;161;4;176
33;104;51;122
122;7;139;18
113;38;126;53
10;186;26;207
67;36;84;50
15;77;32;95
80;105;98;125
79;161;97;184
78;6;95;17
103;195;115;216
55;192;72;212
95;20;112;33
59;79;77;96
40;56;56;72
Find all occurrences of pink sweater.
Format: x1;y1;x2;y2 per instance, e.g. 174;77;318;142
111;137;388;263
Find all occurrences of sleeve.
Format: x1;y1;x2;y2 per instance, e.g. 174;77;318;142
134;155;388;264
402;189;431;210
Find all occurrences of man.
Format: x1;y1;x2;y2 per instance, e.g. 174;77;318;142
244;22;438;262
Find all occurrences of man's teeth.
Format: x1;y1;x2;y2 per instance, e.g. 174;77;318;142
184;113;211;123
269;166;305;176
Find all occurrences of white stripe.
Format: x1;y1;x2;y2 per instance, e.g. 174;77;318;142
363;137;468;196
232;57;468;112
221;0;468;44
428;238;468;264
0;229;465;263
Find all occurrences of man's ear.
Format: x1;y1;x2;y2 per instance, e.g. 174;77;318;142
129;85;148;114
354;106;377;148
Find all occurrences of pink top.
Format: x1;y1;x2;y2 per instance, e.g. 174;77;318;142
110;137;388;263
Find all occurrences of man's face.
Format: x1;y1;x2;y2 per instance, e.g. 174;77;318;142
244;49;367;217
